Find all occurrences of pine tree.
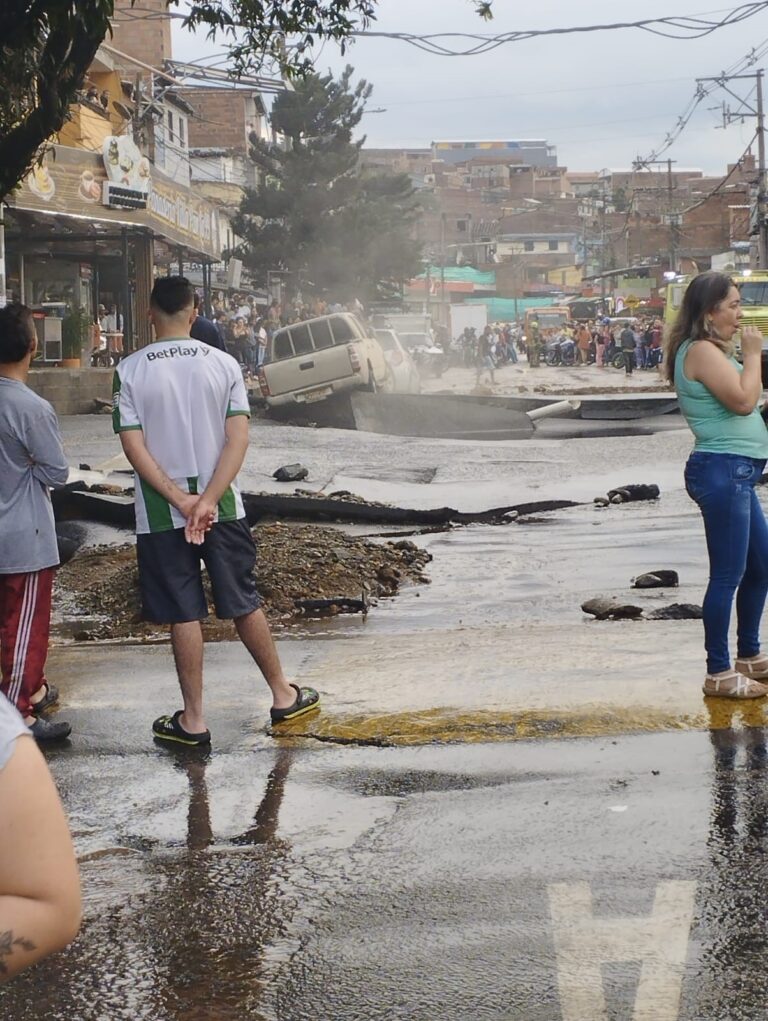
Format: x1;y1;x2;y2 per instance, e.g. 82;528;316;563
233;66;423;303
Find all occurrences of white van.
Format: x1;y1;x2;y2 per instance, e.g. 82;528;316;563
257;313;390;408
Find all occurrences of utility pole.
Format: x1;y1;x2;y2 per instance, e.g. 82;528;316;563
424;254;432;329
757;69;767;266
599;175;607;313
666;158;677;274
632;157;677;273
440;212;446;327
697;70;766;267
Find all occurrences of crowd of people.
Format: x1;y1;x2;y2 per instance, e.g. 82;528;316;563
524;316;665;373
449;316;665;381
452;324;521;383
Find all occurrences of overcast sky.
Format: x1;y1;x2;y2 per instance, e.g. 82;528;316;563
172;1;768;175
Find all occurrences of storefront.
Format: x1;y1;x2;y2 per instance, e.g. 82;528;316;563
4;142;222;356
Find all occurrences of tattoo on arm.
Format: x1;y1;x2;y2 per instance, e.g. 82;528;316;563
0;930;37;975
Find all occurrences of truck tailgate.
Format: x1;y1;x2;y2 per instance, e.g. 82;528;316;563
264;346;355;397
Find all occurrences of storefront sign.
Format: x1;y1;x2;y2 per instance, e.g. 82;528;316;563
148;180;215;251
12;145;221;260
103;136;150;193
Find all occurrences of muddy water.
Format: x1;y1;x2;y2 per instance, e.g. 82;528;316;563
54;413;717;665
308;484;706;640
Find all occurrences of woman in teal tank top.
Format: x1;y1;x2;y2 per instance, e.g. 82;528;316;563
667;271;768;698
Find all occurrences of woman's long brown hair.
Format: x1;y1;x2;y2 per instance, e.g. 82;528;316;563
664;270;735;384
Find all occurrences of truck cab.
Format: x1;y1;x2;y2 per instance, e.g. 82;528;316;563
524;307;570;341
257;313;390;408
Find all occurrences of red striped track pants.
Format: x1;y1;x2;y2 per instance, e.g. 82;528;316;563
0;568;55;717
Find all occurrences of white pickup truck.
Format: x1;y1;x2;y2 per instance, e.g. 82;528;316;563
257;313;390;408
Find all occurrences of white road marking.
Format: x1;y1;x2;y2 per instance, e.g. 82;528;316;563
548;880;696;1021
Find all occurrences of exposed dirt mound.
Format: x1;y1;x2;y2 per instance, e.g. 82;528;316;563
54;522;431;642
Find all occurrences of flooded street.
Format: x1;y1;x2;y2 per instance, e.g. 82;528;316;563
5;411;768;1019
9;1;768;1013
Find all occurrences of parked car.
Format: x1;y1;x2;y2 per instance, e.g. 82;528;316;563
374;329;421;393
397;331;447;378
257;313;391;408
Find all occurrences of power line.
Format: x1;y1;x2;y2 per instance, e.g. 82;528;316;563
682;133;758;211
114;2;768;56
351;3;768;56
635;35;768;166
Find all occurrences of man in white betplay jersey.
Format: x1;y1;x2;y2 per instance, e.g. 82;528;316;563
112;276;320;746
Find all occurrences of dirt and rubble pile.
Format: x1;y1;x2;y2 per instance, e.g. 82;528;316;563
55;522;431;642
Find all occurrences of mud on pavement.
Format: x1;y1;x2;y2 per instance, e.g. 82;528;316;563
53;522;432;641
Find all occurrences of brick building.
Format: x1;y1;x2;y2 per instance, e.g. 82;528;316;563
361;148;434;178
185;88;269;154
111;0;172;79
376;139;760;296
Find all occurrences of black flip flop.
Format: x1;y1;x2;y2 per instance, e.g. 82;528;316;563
270;684;320;724
152;710;211;747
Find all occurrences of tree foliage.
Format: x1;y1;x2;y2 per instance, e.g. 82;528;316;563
0;0;114;201
232;66;423;302
0;0;493;202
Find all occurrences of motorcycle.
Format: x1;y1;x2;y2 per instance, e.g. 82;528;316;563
545;338;577;366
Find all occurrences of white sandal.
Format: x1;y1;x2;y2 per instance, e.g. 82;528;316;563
703;670;768;699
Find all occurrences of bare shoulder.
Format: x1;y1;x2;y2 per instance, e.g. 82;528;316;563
684;340;728;370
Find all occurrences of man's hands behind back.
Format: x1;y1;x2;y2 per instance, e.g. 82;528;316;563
183;495;217;545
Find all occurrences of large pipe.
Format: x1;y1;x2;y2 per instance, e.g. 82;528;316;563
526;398;582;422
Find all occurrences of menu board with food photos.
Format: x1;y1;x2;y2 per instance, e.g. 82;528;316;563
103;136;151;193
12;144;220;260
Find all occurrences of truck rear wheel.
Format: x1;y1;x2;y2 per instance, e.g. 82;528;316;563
365;363;378;393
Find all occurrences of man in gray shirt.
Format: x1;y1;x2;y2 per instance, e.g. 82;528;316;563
0;304;71;741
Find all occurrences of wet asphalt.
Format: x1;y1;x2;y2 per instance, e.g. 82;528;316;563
5;408;768;1019
3;731;768;1020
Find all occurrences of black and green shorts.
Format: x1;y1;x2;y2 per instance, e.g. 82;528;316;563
136;518;263;624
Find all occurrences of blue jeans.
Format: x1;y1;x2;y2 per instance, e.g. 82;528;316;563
685;452;768;673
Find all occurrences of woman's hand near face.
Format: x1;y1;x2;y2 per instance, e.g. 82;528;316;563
741;325;764;359
687;339;763;416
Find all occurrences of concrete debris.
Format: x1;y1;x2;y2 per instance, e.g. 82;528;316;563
581;597;644;620
606;484;661;504
632;570;679;589
53;482;575;530
88;483;126;496
583;596;702;621
273;463;309;482
647;603;703;620
294;596;368;616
